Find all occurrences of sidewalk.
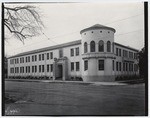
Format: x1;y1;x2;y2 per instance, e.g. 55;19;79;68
5;79;127;85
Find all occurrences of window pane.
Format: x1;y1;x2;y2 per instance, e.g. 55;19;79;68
76;47;79;56
99;60;104;70
76;62;79;71
50;64;53;72
71;49;74;56
90;41;95;52
84;60;88;71
71;62;74;71
99;40;104;52
84;42;88;53
107;41;111;52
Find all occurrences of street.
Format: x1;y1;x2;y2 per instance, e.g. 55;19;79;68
4;80;145;116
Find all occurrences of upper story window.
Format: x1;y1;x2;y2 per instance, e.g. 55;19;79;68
76;47;79;56
84;42;88;53
42;54;44;60
39;54;41;61
70;48;74;57
59;49;63;58
98;40;104;52
90;41;95;52
35;55;37;61
107;41;111;52
116;48;118;56
28;56;30;62
50;52;53;59
47;53;49;60
119;49;121;56
32;55;34;62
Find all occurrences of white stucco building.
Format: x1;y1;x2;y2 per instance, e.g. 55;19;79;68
7;24;139;82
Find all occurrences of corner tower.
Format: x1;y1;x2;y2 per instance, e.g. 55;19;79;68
80;24;116;82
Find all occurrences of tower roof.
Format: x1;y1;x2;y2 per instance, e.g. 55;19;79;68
80;24;116;34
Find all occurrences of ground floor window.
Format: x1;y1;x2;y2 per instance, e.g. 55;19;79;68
76;62;80;71
84;60;88;71
47;64;49;72
71;62;74;71
50;64;53;72
119;62;121;71
112;60;114;71
116;62;118;71
39;65;41;72
42;65;44;72
98;60;104;70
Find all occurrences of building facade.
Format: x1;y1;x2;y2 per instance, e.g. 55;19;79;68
7;24;139;82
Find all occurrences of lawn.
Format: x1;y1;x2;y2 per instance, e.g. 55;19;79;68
4;80;145;116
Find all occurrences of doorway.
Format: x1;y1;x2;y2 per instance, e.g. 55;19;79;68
56;64;63;80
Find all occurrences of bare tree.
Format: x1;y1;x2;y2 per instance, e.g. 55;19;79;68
4;5;44;43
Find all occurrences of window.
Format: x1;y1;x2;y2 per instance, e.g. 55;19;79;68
20;58;22;63
22;57;24;63
39;65;41;72
98;60;104;70
47;53;49;60
59;49;63;58
50;64;53;72
39;54;41;61
84;60;88;71
99;40;104;52
28;56;30;62
42;54;44;60
116;62;118;71
50;52;53;59
107;41;111;52
32;66;34;72
76;62;79;71
71;49;74;56
28;66;30;73
42;65;44;72
22;67;24;73
126;63;128;71
47;64;49;72
76;47;79;56
119;62;121;71
26;66;28;73
32;56;34;62
112;60;114;71
35;66;37;73
123;63;125;71
116;48;118;56
35;55;37;61
84;42;88;53
20;67;22;73
90;41;95;52
71;62;74;71
26;57;28;62
119;49;121;56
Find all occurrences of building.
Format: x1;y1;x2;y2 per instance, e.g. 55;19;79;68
7;24;139;82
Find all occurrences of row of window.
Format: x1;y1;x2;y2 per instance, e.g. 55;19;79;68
10;64;53;74
116;48;138;59
83;30;110;35
84;40;111;53
71;62;80;71
10;52;54;64
83;60;138;72
70;47;79;57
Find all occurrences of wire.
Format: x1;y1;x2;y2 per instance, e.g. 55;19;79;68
7;28;143;53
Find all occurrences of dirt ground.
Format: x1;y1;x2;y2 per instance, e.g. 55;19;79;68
4;80;145;116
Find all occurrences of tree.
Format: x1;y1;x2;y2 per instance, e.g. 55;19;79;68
138;47;145;78
4;5;44;43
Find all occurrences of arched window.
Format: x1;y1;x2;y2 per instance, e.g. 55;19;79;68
90;41;95;52
99;40;104;52
84;42;88;53
107;41;111;52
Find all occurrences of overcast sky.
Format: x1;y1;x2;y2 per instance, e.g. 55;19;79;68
5;2;144;57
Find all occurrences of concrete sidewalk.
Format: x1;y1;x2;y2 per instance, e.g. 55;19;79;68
5;79;127;85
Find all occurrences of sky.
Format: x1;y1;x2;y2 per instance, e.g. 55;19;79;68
4;2;144;57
